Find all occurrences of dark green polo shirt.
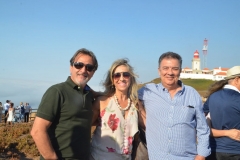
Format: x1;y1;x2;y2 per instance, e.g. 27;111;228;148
37;76;93;160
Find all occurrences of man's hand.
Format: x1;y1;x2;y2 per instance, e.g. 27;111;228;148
195;155;205;160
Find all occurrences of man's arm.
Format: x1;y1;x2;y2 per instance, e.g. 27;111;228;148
91;90;104;99
31;117;58;159
86;84;104;99
92;97;100;125
138;100;146;130
195;96;211;159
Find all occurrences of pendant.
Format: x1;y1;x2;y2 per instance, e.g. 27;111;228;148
121;110;125;117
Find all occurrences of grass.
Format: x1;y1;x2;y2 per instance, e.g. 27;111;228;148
139;78;215;97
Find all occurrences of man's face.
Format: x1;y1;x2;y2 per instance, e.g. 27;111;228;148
70;54;95;87
158;58;181;88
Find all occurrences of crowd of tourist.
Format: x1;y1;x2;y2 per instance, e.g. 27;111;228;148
0;100;32;125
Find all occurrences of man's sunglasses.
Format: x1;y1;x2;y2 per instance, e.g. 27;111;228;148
113;72;131;79
73;62;95;72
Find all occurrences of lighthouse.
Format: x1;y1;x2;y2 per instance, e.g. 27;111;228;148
192;50;201;73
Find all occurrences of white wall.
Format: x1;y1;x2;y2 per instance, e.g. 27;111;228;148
192;59;201;71
180;73;213;80
213;75;226;81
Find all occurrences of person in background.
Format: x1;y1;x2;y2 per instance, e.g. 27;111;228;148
17;102;25;122
138;51;210;160
0;102;3;123
6;102;15;126
4;100;11;124
24;102;32;123
31;48;98;160
203;66;240;160
90;59;145;160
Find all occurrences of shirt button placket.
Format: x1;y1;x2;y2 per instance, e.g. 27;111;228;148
167;105;174;156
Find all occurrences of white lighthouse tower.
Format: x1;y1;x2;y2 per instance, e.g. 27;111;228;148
192;50;201;74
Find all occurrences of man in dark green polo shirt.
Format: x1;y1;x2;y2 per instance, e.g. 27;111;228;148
31;48;98;160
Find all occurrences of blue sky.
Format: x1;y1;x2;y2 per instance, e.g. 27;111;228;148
1;1;240;108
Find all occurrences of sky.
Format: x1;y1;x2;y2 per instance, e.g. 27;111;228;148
1;1;240;109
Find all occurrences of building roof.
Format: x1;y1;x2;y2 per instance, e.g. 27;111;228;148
202;68;209;70
214;67;229;71
214;72;227;76
221;68;229;71
182;67;192;71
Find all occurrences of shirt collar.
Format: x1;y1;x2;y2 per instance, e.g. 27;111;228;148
66;76;90;92
224;84;240;93
159;80;184;94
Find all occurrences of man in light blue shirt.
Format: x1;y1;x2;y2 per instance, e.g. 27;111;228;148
138;52;210;160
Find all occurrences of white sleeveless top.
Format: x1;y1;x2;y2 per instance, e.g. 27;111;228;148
91;97;138;160
7;110;14;121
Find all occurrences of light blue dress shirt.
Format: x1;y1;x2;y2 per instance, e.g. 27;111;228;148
138;81;210;160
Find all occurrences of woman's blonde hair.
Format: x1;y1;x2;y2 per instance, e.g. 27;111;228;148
102;59;139;106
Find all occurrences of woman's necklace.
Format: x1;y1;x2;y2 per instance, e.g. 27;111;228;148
114;94;130;117
114;94;131;155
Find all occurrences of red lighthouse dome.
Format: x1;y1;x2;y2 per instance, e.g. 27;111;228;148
194;50;199;58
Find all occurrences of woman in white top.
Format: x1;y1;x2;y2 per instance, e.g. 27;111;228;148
6;102;15;126
91;59;144;160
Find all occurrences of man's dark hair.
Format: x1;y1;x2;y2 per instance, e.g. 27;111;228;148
70;48;98;71
158;51;182;69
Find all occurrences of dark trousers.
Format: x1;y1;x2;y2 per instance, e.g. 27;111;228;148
4;110;8;123
207;152;240;160
24;112;29;122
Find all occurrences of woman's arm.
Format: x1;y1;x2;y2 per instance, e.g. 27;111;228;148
207;116;240;141
211;128;240;141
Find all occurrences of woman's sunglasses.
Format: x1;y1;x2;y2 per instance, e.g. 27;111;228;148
113;72;131;80
73;62;95;72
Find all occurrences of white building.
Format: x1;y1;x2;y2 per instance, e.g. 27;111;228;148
180;50;228;81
